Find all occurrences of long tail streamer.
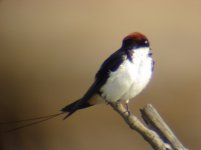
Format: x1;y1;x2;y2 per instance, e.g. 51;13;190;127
0;112;65;133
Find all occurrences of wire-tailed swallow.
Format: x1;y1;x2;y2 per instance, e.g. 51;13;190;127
62;32;154;118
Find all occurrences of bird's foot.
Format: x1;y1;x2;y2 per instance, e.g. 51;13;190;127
124;103;131;116
123;110;131;116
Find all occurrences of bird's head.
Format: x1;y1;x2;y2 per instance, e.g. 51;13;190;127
122;32;150;50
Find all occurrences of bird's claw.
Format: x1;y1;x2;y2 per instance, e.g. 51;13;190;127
123;110;131;116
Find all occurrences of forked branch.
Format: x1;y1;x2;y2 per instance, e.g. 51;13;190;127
109;103;188;150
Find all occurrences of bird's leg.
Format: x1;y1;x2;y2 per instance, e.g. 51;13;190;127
125;99;129;111
124;99;131;116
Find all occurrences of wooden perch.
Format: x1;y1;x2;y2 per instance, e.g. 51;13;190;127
109;103;188;150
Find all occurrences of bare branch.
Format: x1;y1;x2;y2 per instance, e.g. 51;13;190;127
141;104;188;150
109;102;188;150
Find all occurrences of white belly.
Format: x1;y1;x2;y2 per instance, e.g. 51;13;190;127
100;50;153;102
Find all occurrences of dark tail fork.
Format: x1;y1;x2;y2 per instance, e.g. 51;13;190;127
61;99;92;119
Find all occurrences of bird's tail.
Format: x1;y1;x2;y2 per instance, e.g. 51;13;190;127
1;99;92;133
61;99;92;119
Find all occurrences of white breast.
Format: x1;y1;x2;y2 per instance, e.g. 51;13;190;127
100;47;153;102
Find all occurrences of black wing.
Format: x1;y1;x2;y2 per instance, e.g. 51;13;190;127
84;49;126;97
95;49;125;87
62;49;126;118
79;49;126;101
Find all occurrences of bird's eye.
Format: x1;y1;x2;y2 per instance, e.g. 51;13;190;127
144;40;149;46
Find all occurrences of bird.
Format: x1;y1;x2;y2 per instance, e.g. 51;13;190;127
2;32;154;132
62;32;154;118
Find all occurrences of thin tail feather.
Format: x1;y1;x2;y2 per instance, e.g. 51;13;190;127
0;113;64;125
6;113;64;133
1;99;93;133
2;112;64;133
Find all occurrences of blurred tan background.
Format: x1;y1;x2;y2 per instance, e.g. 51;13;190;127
0;0;201;149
